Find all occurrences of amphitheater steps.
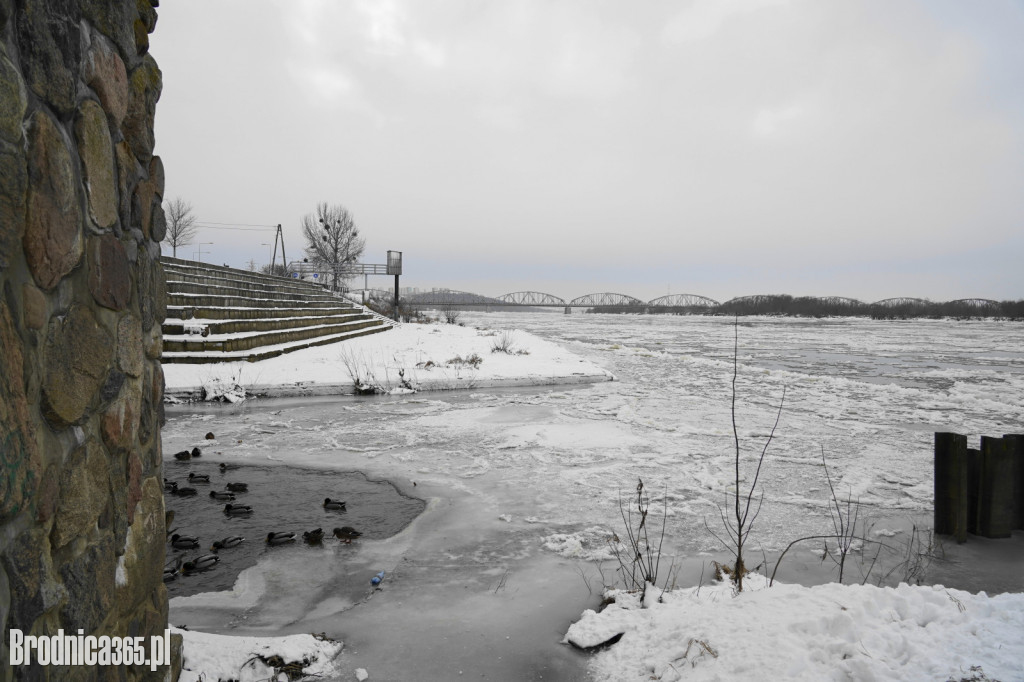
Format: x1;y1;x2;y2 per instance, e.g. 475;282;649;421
161;257;393;364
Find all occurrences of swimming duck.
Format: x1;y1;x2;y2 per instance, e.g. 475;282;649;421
163;557;183;582
219;463;240;471
209;490;236;501
173;450;191;461
266;532;296;545
225;482;248;493
188;473;210;483
323;498;347;510
170;534;200;550
223;504;253;515
170;484;198;497
190;447;202;457
303;528;325;544
182;555;219;573
211;536;245;550
163;478;176;491
333;526;362;543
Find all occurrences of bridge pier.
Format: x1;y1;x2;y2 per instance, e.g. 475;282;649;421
564;306;571;314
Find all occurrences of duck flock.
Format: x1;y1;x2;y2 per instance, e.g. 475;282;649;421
162;445;364;585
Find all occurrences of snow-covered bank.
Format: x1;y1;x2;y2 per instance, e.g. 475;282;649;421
174;627;343;682
162;322;614;399
565;574;1024;682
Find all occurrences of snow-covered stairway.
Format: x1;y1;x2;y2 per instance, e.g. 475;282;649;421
161;257;393;364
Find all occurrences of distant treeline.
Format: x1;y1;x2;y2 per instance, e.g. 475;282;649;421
588;295;1024;319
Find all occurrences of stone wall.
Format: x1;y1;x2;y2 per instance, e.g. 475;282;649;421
0;0;170;679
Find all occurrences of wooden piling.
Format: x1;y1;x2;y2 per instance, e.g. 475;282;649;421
966;447;980;536
977;436;1014;538
1004;433;1024;530
933;432;967;543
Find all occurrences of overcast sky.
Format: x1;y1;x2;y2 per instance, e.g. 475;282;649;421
151;1;1024;303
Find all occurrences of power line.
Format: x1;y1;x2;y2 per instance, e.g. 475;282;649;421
194;224;275;232
196;220;278;227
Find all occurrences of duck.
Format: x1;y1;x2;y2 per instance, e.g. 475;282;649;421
187;473;210;483
219;463;240;471
163;478;176;491
225;482;248;493
303;528;325;544
163;557;183;582
190;447;202;457
266;532;296;545
170;534;200;550
170;484;198;497
323;498;347;510
224;504;253;515
209;490;236;501
173;450;191;461
333;526;362;543
182;555;220;573
211;536;245;550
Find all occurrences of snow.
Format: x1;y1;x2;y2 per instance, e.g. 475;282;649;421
564;575;1024;682
161;313;1024;681
174;627;343;682
163;321;615;398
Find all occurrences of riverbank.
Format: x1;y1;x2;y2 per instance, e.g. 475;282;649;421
162;321;615;400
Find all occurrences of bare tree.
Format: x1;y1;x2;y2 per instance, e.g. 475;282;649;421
163;197;198;258
300;202;365;292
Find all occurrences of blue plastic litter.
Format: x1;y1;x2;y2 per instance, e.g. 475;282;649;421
371;571;385;585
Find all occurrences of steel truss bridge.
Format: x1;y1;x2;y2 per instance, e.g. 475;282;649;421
375;290;1007;312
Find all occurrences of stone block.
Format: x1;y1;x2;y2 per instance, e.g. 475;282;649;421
84;31;129;126
1;528;66;631
0;302;40;521
41;304;114;428
115;140;138;227
59;531;116;633
22;282;47;330
116;476;165;614
144;326;162;360
0;148;28;272
15;0;82;116
150;200;166;241
24;110;83;291
89;233;132;310
35;465;59;523
123;55;162;164
80;0;136;67
74;99;119;229
0;49;27;145
51;439;111;550
117;314;144;376
148;155;164;198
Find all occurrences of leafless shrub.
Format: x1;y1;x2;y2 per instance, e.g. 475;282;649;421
608;478;667;607
705;318;786;592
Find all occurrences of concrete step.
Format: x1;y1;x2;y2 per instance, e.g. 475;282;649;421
166;305;358;321
166;279;353;306
161;323;392;364
165;270;340;300
168;292;358;310
162;311;374;336
161;258;394;364
163;318;389;354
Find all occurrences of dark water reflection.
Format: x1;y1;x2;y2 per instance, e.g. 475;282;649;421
163;461;425;597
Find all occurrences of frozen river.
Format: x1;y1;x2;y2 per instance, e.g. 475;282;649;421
163;313;1024;680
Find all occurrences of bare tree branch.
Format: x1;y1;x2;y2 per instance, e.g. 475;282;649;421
300;202;365;292
163;197;198;258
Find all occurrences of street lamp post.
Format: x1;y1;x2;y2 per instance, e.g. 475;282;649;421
194;242;213;263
